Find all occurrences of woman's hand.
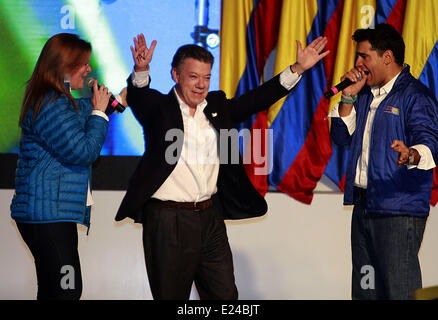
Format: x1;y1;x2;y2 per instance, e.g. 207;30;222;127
91;80;111;112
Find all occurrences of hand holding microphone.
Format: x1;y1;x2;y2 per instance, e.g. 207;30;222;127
86;78;126;115
324;68;367;99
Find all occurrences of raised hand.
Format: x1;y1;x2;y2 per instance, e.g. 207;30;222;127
293;36;330;74
130;33;157;72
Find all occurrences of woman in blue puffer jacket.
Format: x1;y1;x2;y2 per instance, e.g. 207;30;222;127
10;33;113;300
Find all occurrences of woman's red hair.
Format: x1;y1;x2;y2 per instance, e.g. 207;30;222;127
19;33;91;125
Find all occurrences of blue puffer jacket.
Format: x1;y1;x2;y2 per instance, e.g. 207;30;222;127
331;66;438;217
10;89;108;227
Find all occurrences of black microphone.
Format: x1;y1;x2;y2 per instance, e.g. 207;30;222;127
86;77;126;115
323;72;363;99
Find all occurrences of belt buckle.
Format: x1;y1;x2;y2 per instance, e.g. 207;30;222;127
193;201;200;212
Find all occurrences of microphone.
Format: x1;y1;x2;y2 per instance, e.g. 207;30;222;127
86;77;126;115
323;72;363;99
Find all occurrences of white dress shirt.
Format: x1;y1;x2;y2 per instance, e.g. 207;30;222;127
329;71;435;189
131;65;301;202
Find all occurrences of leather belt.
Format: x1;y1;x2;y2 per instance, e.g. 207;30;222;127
150;198;213;211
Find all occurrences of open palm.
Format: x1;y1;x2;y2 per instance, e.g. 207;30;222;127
296;36;329;72
131;33;157;72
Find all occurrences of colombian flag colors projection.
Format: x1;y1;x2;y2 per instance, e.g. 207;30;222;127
220;0;438;205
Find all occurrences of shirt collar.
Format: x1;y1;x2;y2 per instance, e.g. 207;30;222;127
173;87;208;117
370;69;402;97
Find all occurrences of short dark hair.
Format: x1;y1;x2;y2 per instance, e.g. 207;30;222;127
352;23;405;66
171;44;214;70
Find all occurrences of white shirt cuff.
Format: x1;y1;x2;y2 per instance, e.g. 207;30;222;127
131;68;150;88
91;110;109;121
328;102;356;135
408;144;436;170
279;65;302;90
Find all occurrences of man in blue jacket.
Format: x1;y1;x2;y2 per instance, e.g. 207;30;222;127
330;23;438;299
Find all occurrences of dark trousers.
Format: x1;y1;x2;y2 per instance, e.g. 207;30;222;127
16;222;83;300
351;188;427;300
142;202;238;300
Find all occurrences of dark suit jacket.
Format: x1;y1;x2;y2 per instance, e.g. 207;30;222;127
115;73;292;223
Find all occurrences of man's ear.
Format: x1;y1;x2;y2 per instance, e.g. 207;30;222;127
171;68;179;83
384;50;393;65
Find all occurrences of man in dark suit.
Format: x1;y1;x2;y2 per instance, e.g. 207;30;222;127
116;33;329;299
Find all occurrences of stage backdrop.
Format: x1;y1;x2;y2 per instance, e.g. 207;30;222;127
1;0;436;202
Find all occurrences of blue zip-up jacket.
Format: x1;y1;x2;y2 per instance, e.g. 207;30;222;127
10;89;108;227
331;66;438;217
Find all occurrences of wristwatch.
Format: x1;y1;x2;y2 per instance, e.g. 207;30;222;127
408;148;415;165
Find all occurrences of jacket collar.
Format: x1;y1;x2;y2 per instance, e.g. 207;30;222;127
370;69;401;97
166;88;225;130
362;64;411;98
386;64;412;93
172;87;208;117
